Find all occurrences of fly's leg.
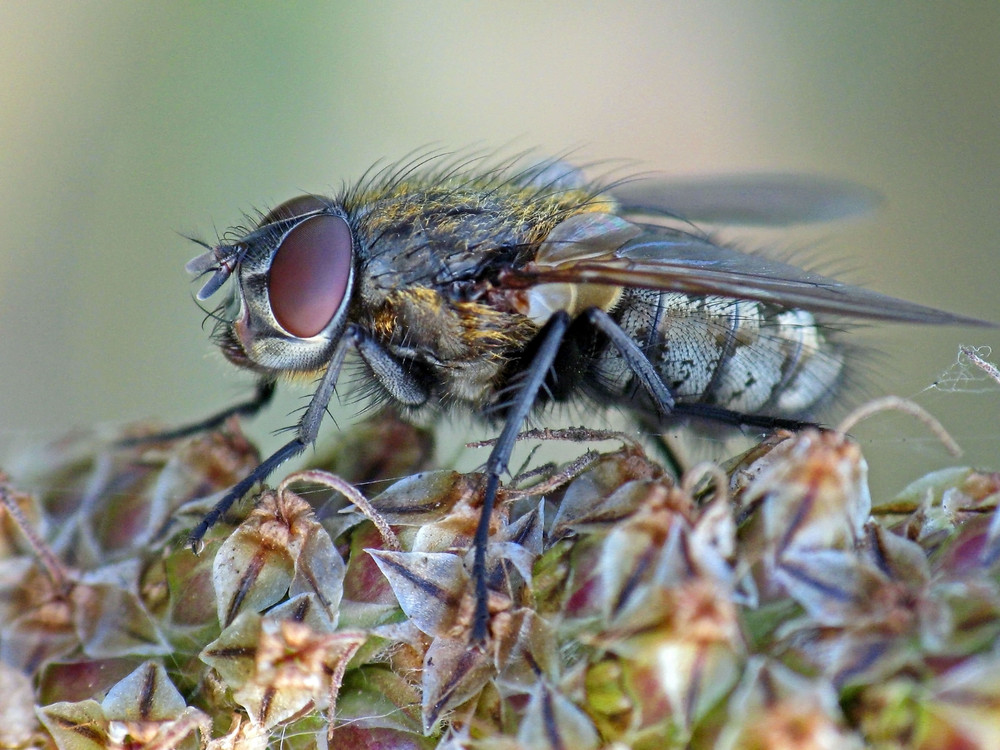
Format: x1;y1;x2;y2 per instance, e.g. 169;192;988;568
472;311;571;643
669;401;815;431
355;333;430;407
186;324;432;549
186;331;353;548
585;306;816;464
472;308;692;640
187;431;311;548
117;379;276;446
650;405;815;479
652;433;688;478
584;307;677;415
580;307;693;473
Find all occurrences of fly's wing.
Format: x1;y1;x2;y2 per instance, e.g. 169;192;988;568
610;174;882;226
501;212;993;327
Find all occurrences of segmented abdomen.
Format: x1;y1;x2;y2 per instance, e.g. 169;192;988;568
592;288;845;418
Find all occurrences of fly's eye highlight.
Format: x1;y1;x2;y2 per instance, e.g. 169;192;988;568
268;214;352;338
259;194;327;226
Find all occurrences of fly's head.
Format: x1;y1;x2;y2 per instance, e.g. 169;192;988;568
186;195;355;376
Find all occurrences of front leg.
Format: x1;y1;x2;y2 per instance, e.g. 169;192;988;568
118;379;277;446
187;324;370;547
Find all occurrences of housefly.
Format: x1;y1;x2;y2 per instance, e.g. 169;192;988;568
169;153;990;642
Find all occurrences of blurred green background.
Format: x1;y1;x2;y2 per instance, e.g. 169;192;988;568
1;2;998;497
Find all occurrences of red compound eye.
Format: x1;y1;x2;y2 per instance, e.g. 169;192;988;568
259;195;326;226
268;214;352;338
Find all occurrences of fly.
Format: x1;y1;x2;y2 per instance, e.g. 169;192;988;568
163;154;992;643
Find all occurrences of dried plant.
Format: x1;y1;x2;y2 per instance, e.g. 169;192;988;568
2;405;999;749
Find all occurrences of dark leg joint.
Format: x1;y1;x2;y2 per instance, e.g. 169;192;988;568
118;380;276;446
471;312;570;643
585;307;676;416
187;436;307;550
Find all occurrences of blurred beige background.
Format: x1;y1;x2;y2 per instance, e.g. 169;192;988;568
1;2;998;497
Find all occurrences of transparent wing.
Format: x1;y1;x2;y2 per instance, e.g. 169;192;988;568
501;213;992;327
610;174;882;226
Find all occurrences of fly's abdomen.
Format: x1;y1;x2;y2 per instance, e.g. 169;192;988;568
592;289;845;418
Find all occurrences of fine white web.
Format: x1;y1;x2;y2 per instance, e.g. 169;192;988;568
924;344;1000;395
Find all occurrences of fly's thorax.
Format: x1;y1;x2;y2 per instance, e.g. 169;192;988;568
364;286;539;407
350;180;612;303
216;198;356;376
594;289;845;418
344;183;617;399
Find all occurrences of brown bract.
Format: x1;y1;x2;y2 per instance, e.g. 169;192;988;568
2;411;999;748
